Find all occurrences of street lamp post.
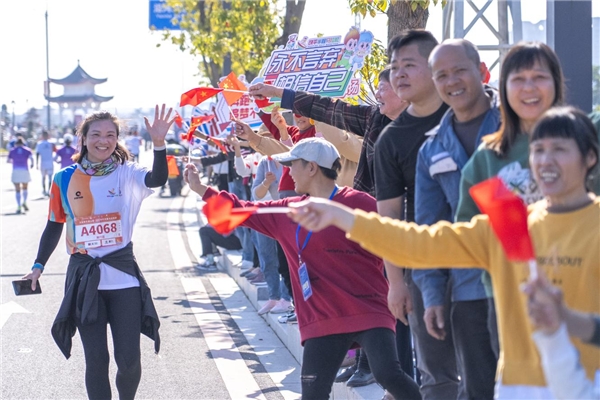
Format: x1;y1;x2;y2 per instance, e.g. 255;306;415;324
11;100;15;134
45;10;51;129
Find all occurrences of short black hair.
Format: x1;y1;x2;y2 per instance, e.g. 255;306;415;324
378;66;391;83
387;29;439;60
532;106;599;190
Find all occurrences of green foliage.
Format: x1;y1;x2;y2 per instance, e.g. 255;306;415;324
348;0;446;19
158;0;283;85
346;0;444;101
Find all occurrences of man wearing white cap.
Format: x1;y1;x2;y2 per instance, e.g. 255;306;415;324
184;127;421;400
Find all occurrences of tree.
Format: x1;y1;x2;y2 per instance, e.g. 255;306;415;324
347;0;445;103
349;0;446;42
159;0;306;87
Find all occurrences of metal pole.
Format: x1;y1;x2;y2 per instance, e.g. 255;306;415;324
11;101;15;134
45;9;51;130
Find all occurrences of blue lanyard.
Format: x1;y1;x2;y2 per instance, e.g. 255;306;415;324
295;185;339;262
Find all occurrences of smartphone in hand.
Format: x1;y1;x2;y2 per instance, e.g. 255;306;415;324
12;279;42;296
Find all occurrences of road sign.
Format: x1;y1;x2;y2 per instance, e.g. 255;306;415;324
149;0;182;30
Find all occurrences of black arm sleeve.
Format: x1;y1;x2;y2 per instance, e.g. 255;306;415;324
34;221;64;266
200;152;228;167
144;149;168;188
587;316;600;347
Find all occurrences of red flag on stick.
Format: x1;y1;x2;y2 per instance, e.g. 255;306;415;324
202;196;290;234
185;115;215;143
203;196;257;234
219;72;246;106
254;96;274;109
180;87;223;107
174;111;183;128
469;177;537;275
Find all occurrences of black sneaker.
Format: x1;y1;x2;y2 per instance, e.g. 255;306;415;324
278;310;295;324
335;364;357;383
22;203;29;211
286;312;297;324
346;370;375;387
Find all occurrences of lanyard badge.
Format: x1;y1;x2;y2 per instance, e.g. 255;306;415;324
295;186;338;302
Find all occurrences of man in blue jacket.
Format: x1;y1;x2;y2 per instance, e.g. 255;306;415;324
413;39;500;399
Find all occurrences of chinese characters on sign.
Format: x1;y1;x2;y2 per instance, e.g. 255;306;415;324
258;28;373;100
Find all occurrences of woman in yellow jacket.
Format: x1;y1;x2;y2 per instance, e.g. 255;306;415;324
287;106;599;399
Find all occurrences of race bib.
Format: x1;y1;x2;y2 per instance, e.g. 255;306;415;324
75;212;123;249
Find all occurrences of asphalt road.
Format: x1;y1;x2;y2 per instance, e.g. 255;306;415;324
0;147;301;400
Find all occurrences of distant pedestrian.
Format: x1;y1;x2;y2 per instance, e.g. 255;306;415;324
7;137;34;214
36;131;56;196
125;129;143;162
54;133;77;169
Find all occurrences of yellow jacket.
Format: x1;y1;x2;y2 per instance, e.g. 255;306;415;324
347;197;600;387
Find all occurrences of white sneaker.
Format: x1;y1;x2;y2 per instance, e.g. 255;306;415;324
196;254;216;270
257;299;277;315
270;299;292;314
239;260;254;270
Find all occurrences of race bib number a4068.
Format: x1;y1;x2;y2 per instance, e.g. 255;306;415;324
75;212;123;249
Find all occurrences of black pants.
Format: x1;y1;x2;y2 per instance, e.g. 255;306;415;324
276;241;293;302
357;320;416;380
451;300;497;400
302;328;421;400
215;173;228;192
76;287;142;400
199;225;242;256
487;297;500;359
406;270;462;399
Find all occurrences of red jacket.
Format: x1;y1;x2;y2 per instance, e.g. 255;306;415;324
202;186;395;344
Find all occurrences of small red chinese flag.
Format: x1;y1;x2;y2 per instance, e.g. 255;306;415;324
174;111;183;128
209;137;229;154
469;177;535;262
180;87;223;107
202;195;258;234
185;115;215;142
254;96;274;109
219;72;246;106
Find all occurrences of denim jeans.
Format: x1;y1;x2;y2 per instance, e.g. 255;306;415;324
228;180;254;262
251;230;291;301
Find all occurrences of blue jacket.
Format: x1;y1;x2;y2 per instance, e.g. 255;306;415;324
412;88;501;308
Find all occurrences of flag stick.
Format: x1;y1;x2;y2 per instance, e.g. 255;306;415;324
528;259;539;281
221;89;248;94
254;207;290;214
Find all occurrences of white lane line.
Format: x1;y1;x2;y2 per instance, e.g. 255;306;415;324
166;193;266;400
181;277;267;400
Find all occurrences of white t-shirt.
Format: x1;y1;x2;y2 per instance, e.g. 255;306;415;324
37;140;55;169
49;162;152;289
125;136;142;155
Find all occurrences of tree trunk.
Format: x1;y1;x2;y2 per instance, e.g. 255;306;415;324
387;1;429;42
274;0;307;48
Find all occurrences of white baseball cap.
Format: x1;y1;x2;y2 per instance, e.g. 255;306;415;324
271;137;340;169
